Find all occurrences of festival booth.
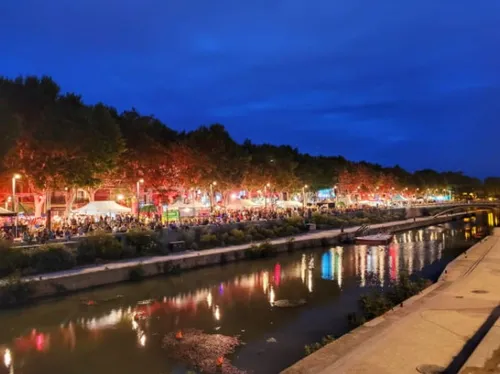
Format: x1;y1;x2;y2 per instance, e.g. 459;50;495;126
276;200;302;209
72;201;131;217
225;199;260;210
357;200;380;207
336;196;353;208
163;200;212;222
391;194;408;207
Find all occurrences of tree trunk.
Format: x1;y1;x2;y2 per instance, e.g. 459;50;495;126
86;187;97;202
34;194;45;218
64;188;77;217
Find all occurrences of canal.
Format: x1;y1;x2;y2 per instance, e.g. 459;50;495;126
0;212;496;374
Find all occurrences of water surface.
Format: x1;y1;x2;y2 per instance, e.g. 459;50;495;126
0;213;495;374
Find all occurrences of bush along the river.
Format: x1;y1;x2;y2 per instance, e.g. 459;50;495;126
184;218;307;250
124;230;161;256
183;211;407;251
0;274;36;307
0;231;162;280
347;272;430;328
304;335;335;356
129;264;145;282
244;240;277;259
311;209;406;228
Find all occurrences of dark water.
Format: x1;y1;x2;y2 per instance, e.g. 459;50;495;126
0;213;496;374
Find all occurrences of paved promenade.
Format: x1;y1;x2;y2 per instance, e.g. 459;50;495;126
282;228;500;374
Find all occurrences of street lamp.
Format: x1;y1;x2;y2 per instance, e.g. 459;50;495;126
302;184;308;210
210;181;217;212
12;174;21;237
264;182;271;210
136;179;144;219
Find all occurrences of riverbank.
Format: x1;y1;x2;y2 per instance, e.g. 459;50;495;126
0;213;469;302
282;227;500;374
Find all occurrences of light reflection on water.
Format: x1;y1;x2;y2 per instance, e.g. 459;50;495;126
0;216;494;374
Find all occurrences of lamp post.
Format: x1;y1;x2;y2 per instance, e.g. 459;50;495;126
302;184;308;210
136;179;144;219
210;181;217;212
12;174;21;237
264;182;270;210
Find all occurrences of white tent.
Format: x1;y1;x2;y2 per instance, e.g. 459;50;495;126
276;200;302;208
72;201;131;216
169;200;209;209
0;207;16;216
225;199;259;209
392;194;407;202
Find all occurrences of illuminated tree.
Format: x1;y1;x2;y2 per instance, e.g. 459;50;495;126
185;124;248;202
0;77;124;216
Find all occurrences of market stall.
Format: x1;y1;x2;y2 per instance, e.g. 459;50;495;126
72;201;131;216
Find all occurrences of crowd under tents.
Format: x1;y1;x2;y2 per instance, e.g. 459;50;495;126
72;201;131;216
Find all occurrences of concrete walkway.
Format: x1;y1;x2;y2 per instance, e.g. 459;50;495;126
282;228;500;374
16;215;447;283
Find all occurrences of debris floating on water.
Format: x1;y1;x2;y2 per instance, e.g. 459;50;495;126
162;328;246;374
273;299;307;308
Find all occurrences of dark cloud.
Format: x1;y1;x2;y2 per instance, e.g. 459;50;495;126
1;0;499;177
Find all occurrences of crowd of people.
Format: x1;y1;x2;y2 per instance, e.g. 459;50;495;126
0;202;412;244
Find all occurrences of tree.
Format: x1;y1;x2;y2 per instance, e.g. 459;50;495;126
185;124;248;203
0;76;124;216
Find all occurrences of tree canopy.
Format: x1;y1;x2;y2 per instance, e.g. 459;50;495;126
0;75;495;200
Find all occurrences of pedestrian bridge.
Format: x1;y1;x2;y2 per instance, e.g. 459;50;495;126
432;202;500;218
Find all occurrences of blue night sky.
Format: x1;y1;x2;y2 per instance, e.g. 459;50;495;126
2;0;500;177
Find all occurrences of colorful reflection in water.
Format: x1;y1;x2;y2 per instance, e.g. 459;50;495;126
0;215;494;374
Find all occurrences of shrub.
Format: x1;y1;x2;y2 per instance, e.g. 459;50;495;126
355;210;366;219
129;265;145;281
0;274;36;306
358;291;394;320
125;231;160;255
255;226;276;239
163;262;182;275
77;234;123;264
179;230;196;249
245;240;277;259
0;245;31;277
31;244;76;273
227;229;246;245
346;312;366;328
259;240;277;257
199;234;218;249
220;232;229;246
356;273;429;322
285;225;300;236
285;216;306;229
304;335;335;356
